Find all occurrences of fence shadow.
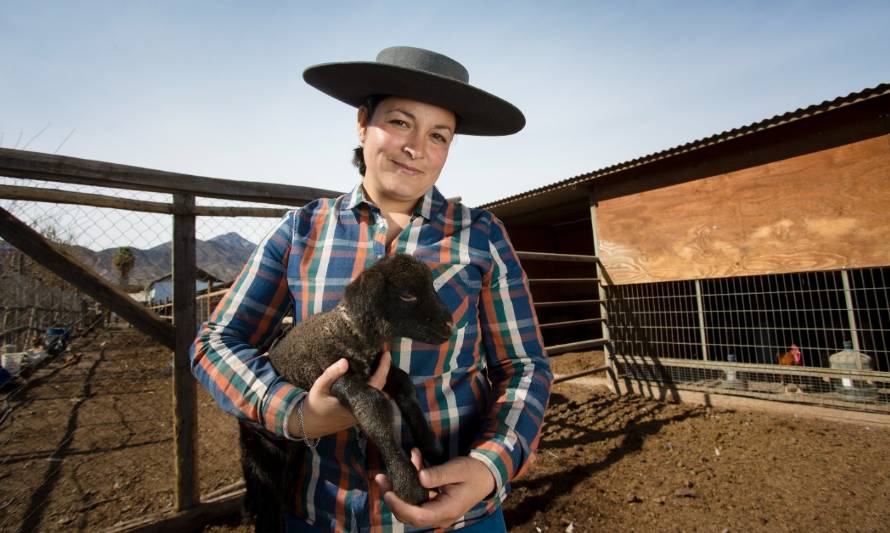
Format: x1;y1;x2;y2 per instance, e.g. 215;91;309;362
599;264;681;402
504;391;705;529
14;348;105;533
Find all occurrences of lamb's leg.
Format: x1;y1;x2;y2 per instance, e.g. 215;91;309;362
331;372;428;504
384;366;446;465
238;421;289;533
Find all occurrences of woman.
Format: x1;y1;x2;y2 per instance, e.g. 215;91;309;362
192;46;552;532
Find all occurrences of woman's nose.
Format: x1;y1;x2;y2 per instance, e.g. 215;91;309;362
402;131;424;160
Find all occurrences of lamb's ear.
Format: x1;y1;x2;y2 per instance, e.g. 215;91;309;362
344;268;385;312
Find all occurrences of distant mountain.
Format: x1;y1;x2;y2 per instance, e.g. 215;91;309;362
66;233;257;288
198;232;258;282
208;232;256;250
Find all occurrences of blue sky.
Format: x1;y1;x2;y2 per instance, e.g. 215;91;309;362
3;1;889;211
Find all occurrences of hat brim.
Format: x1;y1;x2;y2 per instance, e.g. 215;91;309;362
303;62;525;136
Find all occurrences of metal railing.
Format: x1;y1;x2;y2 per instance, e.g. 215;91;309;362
605;267;890;412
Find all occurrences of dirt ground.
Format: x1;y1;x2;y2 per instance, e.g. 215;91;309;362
1;329;888;532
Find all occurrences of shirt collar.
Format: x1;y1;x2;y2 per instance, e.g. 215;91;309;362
341;182;447;221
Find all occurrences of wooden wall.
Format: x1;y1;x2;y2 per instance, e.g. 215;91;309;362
596;134;890;284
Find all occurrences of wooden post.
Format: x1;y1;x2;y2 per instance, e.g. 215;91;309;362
588;191;615;386
28;306;36;347
172;193;199;511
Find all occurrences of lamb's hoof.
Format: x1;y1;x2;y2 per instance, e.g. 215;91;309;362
391;467;428;505
396;479;428;506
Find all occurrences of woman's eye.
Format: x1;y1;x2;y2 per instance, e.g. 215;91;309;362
390;119;409;128
399;293;417;302
431;133;448;143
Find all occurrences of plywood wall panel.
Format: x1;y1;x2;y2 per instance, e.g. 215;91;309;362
597;134;890;284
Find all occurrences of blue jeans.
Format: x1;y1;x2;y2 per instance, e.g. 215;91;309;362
285;506;506;532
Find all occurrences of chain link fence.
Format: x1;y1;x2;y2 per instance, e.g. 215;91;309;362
0;150;340;530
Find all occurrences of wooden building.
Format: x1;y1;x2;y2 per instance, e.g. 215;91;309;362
483;84;890;411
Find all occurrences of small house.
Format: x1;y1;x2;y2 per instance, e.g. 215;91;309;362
147;269;222;304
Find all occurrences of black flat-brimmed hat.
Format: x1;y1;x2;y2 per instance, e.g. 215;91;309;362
303;46;525;136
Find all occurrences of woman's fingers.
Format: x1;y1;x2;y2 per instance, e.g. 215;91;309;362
310;358;348;398
373;473;392;493
299;358;357;437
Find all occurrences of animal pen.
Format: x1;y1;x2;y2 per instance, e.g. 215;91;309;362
0;149;344;529
486;83;890;416
1;83;888;530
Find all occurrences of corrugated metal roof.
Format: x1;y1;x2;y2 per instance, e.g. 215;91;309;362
481;83;890;210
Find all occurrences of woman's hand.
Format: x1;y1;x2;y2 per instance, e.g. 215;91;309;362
374;448;497;529
288;351;392;439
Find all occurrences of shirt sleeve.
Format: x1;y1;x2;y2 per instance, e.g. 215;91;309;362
190;211;304;438
469;214;553;494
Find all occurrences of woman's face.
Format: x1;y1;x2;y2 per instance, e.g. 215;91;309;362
358;96;456;212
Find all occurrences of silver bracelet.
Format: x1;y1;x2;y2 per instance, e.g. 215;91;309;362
297;398;320;448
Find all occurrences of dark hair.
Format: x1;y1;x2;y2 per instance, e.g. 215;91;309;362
352;95;386;176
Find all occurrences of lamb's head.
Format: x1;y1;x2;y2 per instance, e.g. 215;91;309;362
343;254;454;345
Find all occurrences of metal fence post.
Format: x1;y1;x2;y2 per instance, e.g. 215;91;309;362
695;279;709;361
840;269;860;351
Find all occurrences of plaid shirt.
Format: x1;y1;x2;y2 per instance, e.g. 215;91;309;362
191;184;551;532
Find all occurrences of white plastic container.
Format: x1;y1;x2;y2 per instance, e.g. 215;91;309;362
1;352;25;376
829;341;876;398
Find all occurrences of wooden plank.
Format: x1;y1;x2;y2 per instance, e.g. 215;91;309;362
596;134;890;284
589;192;614;381
545;338;607;356
599;375;890;421
611;353;890;381
172;194;199;511
101;490;244;533
0;147;343;205
0;207;174;349
0;184;289;218
193;205;289;218
516;250;598;263
553;364;611;384
0;183;174;214
538;317;605;330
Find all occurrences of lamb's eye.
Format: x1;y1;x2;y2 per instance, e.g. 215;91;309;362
399;293;417;303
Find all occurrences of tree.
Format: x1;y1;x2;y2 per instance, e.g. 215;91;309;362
113;246;135;289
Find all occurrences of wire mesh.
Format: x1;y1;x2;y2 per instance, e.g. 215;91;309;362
0;171;301;529
0;177;288;313
606;280;700;360
1;176;172;251
606;267;890;410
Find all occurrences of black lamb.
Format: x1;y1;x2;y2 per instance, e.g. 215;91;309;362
240;253;453;532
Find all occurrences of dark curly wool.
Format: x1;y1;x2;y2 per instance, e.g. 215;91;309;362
240;254;453;532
